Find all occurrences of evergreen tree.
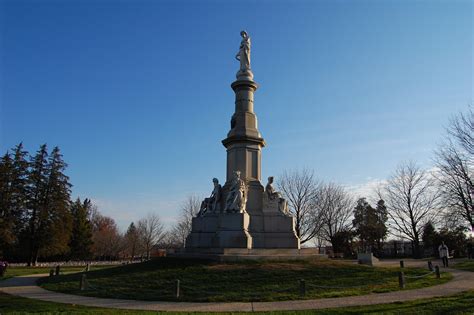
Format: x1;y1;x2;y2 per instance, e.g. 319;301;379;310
353;198;388;255
422;221;438;256
27;145;72;265
69;198;93;260
0;152;15;255
375;199;388;251
39;146;73;258
10;143;30;241
27;144;49;265
0;143;30;257
331;229;355;257
438;226;469;257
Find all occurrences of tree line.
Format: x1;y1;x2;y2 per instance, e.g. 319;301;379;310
274;107;473;258
0;144;171;264
0;144;73;265
0;143;210;263
1;108;471;262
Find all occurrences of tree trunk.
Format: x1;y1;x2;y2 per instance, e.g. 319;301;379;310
413;239;421;259
27;220;36;267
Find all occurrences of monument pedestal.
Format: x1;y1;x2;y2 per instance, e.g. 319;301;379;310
175;247;326;262
186;213;252;249
186;210;300;250
249;214;300;248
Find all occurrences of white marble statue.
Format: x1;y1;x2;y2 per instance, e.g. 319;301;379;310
264;176;289;215
198;178;222;216
235;30;253;79
224;171;247;213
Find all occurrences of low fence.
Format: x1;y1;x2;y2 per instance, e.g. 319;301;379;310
397;259;440;289
8;260;135;268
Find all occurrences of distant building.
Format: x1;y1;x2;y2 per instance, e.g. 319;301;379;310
381;240;413;257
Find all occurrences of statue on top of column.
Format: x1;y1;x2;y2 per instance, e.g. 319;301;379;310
235;30;253;80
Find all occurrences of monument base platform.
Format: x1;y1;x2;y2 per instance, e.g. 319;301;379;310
171;248;327;262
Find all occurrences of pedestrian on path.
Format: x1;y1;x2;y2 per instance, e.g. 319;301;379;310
0;260;8;277
438;241;449;267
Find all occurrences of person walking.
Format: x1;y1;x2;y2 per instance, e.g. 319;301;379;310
438;241;449;267
0;260;8;277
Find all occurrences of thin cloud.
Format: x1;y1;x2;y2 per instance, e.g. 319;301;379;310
345;178;387;204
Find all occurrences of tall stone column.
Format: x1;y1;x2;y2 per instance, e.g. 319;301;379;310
222;78;265;214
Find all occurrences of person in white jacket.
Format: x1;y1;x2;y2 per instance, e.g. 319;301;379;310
438;241;449;267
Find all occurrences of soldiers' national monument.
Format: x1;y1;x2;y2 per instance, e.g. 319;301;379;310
184;32;320;260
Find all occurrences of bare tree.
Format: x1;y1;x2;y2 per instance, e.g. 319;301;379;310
448;107;474;156
434;107;474;231
380;161;441;258
316;183;353;249
172;195;201;247
124;222;142;261
91;214;123;260
88;203;100;223
277;169;323;244
436;143;473;231
137;213;165;260
157;230;182;249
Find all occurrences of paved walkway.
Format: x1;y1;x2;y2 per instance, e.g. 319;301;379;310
1;260;473;312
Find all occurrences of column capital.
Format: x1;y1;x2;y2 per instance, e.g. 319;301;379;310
231;79;259;92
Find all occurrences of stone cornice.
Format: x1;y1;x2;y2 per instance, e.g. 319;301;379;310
222;135;266;148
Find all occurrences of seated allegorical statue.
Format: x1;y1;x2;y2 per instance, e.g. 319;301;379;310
224;171;247;213
198;178;222;216
264;176;289;215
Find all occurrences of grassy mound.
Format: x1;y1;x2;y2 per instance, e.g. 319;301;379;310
453;260;474;272
39;258;451;302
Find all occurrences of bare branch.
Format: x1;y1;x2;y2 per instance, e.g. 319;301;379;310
448;107;474;156
434;139;474;230
137;213;165;259
380;161;441;257
171;195;201;247
277;169;322;243
316;183;353;245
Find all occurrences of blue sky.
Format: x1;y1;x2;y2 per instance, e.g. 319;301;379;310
1;0;472;230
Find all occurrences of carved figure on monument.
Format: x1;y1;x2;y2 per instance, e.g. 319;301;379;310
235;30;253;79
224;171;247;213
198;178;222;216
264;176;289;215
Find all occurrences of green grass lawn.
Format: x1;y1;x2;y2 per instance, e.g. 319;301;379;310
39;258;451;302
452;260;474;272
1;290;474;314
1;264;115;280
